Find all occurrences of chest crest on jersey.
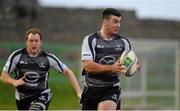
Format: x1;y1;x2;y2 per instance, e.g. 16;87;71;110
115;44;123;51
38;62;47;68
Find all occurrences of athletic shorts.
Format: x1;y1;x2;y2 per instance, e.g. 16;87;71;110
16;89;52;110
80;86;121;110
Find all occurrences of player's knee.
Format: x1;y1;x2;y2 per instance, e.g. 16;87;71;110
29;102;46;110
98;100;117;110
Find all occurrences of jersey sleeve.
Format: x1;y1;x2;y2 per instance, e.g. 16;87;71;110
122;38;132;51
47;54;67;73
81;35;96;61
3;49;21;74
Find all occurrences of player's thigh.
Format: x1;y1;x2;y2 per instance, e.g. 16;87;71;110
98;100;117;110
80;87;99;110
98;86;121;110
16;98;32;110
117;100;121;110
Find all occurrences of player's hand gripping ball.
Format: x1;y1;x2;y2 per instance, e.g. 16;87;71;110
119;50;140;77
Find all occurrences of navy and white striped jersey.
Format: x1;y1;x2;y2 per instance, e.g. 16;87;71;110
3;48;67;100
81;32;131;87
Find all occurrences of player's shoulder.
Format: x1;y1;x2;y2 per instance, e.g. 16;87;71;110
43;51;62;64
7;48;24;60
42;50;55;57
43;50;59;60
116;34;131;43
84;32;99;40
115;34;129;40
10;48;24;56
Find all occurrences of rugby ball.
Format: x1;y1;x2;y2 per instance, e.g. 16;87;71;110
120;50;139;77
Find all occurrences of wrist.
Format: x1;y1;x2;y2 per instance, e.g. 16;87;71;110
111;65;115;73
12;80;16;87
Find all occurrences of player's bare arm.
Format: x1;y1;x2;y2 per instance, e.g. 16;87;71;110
63;68;82;98
1;71;25;87
83;60;127;74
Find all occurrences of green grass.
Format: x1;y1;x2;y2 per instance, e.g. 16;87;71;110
121;96;175;110
48;79;80;109
0;82;16;109
147;96;175;108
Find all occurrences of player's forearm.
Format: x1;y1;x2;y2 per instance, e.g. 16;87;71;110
63;68;82;96
83;60;114;74
0;72;16;86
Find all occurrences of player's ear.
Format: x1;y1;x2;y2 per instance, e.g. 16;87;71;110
25;40;28;47
103;19;108;25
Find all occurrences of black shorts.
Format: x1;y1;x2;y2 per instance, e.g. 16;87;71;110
16;90;52;110
80;86;121;110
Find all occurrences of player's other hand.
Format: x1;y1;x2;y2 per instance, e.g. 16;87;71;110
77;92;82;99
13;76;25;87
112;61;127;74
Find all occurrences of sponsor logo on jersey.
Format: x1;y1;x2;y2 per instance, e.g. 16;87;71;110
24;72;40;87
39;95;46;101
111;94;118;100
20;61;28;64
83;54;91;57
39;62;47;68
97;44;104;48
99;56;116;65
115;45;123;51
24;72;40;82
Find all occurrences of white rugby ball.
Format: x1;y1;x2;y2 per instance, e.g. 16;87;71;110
120;50;139;77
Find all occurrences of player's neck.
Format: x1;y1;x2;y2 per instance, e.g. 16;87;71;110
27;49;41;57
99;29;114;40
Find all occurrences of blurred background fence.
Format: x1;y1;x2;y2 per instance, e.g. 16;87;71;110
120;39;180;110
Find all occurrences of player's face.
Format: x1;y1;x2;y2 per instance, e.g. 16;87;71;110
105;15;121;35
26;33;42;55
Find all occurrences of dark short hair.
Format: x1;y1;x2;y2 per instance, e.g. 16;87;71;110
25;28;42;40
102;8;121;20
